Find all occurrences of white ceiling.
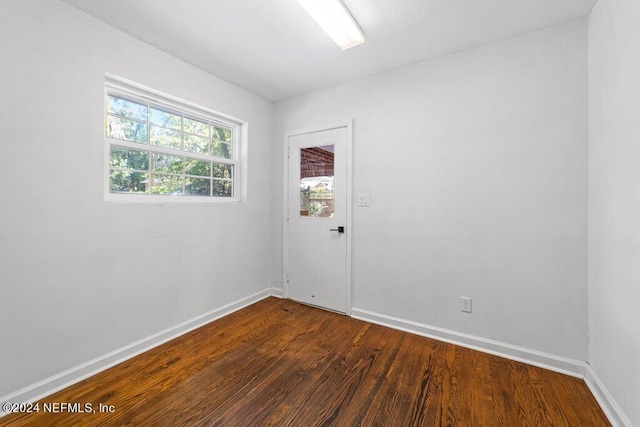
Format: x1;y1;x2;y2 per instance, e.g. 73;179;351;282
62;0;597;102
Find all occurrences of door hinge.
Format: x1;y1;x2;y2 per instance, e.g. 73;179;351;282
286;273;289;283
287;146;290;158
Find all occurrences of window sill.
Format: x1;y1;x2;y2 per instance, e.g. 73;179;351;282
104;194;241;204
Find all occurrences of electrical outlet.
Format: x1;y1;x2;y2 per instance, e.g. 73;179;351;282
461;297;472;313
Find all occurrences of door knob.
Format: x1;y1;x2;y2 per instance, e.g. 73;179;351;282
329;226;345;233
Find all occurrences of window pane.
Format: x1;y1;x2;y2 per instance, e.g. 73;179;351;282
184;117;209;136
153;154;183;174
150;174;184;195
211;140;232;159
212;126;232;142
212;163;233;179
107;95;147;121
150;126;181;150
184;134;209;155
185;177;211;196
109;170;148;193
300;145;335;218
110;146;149;171
185;158;211;177
150;106;181;130
107;116;148;144
212;180;232;197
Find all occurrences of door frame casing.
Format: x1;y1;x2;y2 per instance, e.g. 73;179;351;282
282;120;353;315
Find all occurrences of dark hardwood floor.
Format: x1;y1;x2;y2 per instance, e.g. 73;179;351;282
1;297;609;426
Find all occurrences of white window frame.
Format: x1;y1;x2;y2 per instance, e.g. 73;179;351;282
104;76;243;203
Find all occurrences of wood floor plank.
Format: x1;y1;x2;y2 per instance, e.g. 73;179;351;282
207;309;356;426
1;298;610;426
360;333;435;426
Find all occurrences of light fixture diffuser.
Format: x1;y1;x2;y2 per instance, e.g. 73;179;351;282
295;0;365;50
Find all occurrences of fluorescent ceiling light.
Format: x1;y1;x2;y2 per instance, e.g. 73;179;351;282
296;0;365;50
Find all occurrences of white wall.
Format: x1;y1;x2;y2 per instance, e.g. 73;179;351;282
0;0;602;407
275;19;589;360
588;0;640;424
0;0;274;397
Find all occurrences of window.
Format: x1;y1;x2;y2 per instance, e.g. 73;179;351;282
299;145;335;218
104;78;241;202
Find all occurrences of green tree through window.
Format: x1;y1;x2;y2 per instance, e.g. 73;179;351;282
104;83;239;200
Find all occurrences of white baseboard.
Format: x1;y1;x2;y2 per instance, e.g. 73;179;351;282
585;365;632;427
351;308;635;426
351;307;588;378
0;288;272;418
4;294;626;426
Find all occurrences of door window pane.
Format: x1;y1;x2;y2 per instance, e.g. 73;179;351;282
300;145;334;218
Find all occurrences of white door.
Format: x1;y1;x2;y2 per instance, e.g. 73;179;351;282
286;125;349;313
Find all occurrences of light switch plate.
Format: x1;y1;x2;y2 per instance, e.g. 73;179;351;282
358;193;370;207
